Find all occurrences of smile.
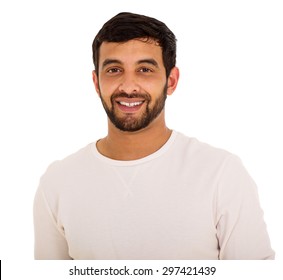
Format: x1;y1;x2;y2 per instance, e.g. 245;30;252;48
118;101;144;107
115;99;145;113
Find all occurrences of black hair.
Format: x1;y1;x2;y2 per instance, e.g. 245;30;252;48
92;12;177;77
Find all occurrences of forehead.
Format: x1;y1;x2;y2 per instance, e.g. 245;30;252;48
99;39;163;65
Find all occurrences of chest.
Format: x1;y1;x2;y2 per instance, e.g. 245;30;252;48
58;164;219;259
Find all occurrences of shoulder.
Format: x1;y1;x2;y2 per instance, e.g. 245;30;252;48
173;131;235;165
175;132;257;196
38;143;94;192
49;143;92;170
174;131;258;202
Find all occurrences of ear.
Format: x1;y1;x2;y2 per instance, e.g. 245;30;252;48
166;67;179;96
92;70;100;96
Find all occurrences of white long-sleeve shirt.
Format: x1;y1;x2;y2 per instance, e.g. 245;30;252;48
33;131;275;259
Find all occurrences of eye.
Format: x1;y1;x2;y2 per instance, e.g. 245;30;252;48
107;67;122;73
138;67;153;73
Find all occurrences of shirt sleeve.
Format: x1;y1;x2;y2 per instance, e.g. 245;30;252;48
33;186;72;260
216;155;275;259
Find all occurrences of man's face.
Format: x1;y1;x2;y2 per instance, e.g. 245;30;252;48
93;39;169;132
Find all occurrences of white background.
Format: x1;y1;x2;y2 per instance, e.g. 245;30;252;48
0;0;282;278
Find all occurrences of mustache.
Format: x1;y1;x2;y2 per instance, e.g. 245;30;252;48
111;92;151;102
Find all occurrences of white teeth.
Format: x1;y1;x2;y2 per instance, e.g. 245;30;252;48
119;101;143;107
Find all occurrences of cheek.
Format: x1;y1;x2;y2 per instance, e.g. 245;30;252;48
139;78;162;94
146;80;167;96
98;77;119;95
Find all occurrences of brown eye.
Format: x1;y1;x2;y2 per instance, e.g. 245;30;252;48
107;68;122;73
138;67;152;73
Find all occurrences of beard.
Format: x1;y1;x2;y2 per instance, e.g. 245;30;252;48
99;84;168;132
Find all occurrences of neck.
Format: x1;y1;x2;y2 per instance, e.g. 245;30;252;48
97;113;172;160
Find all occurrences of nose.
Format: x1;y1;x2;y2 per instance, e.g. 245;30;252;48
118;72;141;93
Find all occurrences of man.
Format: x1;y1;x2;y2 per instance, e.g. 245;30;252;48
33;12;274;259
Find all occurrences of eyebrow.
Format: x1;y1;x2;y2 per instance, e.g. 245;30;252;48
101;59;121;69
101;58;159;69
137;59;159;68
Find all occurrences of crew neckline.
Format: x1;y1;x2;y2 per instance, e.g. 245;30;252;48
90;130;178;166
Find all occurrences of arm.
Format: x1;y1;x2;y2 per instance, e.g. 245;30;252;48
33;187;72;260
216;156;275;260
